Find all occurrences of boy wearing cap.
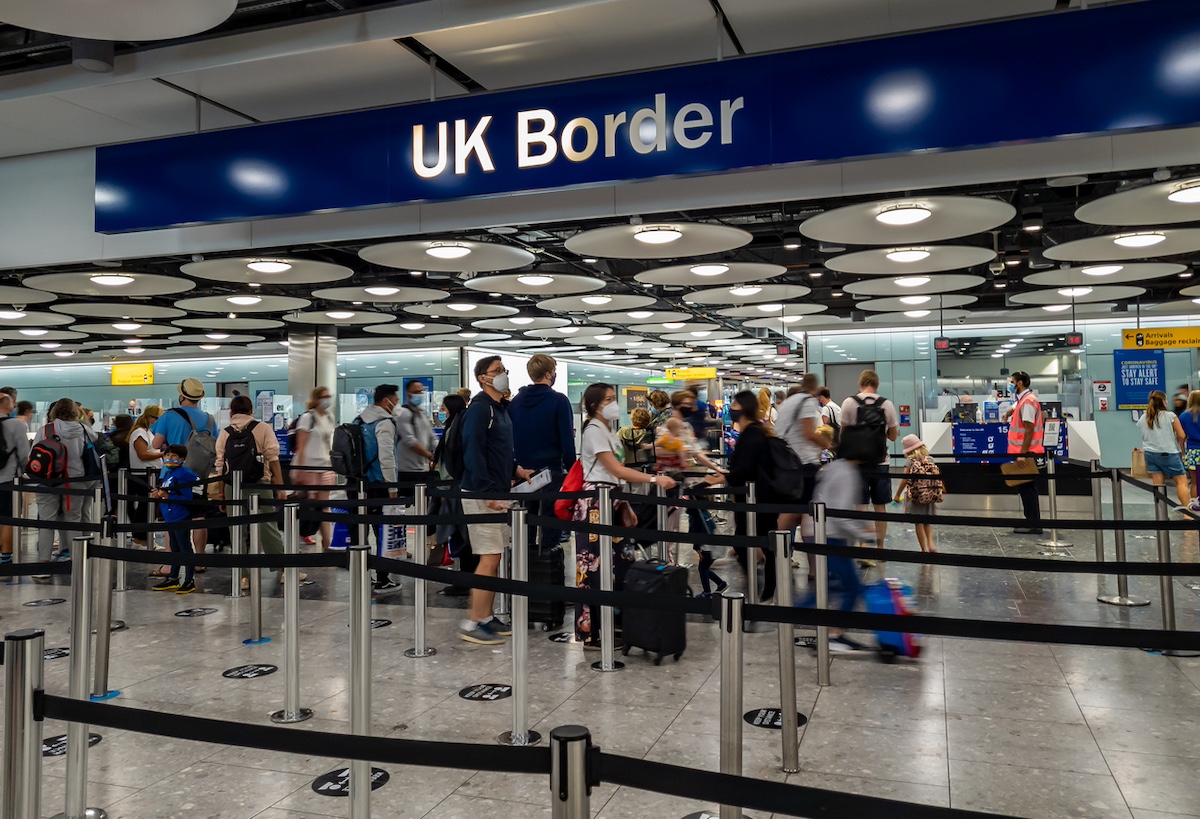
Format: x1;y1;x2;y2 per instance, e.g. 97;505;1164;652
152;379;217;555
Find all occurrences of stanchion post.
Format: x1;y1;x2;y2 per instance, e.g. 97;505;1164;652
1155;486;1176;633
356;478;369;549
656;481;669;563
1091;460;1105;565
405;482;436;659
813;503;831;687
591;485;624;673
89;519;119;702
9;476;21;574
496;540;512;619
271;503;313;724
719;590;745;819
243;494;269;646
744;482;759;607
2;628;45;819
56;537;107;819
113;470;127;592
500;505;540;746
1099;469;1150;607
772;530;799;773
348;545;371;819
549;726;592;819
228;471;244;598
1038;457;1070;555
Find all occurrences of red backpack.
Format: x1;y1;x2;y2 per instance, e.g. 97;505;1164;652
25;424;70;482
554;460;584;520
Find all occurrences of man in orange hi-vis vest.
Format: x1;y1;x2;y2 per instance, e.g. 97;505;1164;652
1002;370;1045;534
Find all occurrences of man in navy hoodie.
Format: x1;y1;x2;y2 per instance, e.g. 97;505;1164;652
508;353;576;553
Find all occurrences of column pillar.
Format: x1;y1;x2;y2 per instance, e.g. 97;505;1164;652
287;328;338;419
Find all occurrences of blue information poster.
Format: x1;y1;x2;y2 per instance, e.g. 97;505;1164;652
953;422;1067;461
1114;350;1165;410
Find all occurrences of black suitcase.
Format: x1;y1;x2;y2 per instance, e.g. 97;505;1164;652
528;544;566;631
621;560;689;665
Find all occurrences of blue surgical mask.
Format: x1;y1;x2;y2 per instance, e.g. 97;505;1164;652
437;411;447;423
410;393;426;407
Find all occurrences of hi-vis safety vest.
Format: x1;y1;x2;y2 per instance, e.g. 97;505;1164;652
1006;390;1045;454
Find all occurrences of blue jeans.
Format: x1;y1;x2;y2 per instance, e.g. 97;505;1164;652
168;527;194;584
797;539;862;612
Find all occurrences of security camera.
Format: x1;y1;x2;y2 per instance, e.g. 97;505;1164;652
988;260;1005;275
191;254;205;263
956;316;966;324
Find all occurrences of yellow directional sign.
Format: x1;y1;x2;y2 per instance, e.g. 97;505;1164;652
111;363;154;386
665;367;717;381
1122;327;1200;349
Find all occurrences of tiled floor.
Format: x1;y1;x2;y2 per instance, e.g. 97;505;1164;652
2;490;1199;818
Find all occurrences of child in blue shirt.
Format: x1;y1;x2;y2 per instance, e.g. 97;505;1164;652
151;444;199;594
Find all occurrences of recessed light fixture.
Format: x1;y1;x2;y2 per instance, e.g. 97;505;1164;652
662;322;686;329
557;327;580;335
447;303;478;312
247;260;291;274
90;274;135;286
886;248;931;263
227;295;262;306
199;344;220;351
326;310;355;320
365;286;400;297
594;334;615;341
991;353;1004;359
903;310;931;318
1082;264;1123;276
633;225;682;244
509;317;536;326
581;295;612;305
690;331;712;337
399;322;426;330
124;347;144;354
691;263;730;277
1042;304;1071;312
248;282;262;289
1002;343;1016;349
0;309;25;320
1009;338;1022;343
121;338;141;344
206;333;230;340
756;304;784;312
517;275;555;287
583;257;598;264
1168;181;1200;203
39;342;61;349
875;205;932;226
779;316;803;324
899;295;931;305
410;271;424;277
1058;287;1093;297
894;276;931;288
458;331;480;339
1005;257;1022;266
112;322;142;331
1113;232;1166;248
53;350;73;358
628;311;654;320
729;286;762;297
425;242;471;259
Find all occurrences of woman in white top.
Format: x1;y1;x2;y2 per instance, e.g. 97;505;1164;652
572;383;676;648
1137;389;1191;509
292;386;336;549
128;405;164;548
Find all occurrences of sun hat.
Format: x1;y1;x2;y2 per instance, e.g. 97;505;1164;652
179;378;206;401
901;433;925;454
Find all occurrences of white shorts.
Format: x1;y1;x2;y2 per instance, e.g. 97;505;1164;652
461;497;511;556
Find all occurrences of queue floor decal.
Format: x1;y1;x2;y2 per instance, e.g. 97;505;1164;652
548;632;579;643
682;812;753;819
370;619;391;629
43;647;69;661
92;619;127;634
174;608;218;618
222;664;278;680
458;683;512;702
312;767;389;796
24;598;65;607
743;708;808;730
43;733;101;757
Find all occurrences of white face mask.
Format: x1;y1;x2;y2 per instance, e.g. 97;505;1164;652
489;372;510;394
601;402;621;422
319;397;332;410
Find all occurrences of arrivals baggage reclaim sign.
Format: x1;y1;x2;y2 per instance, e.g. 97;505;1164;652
95;0;1200;232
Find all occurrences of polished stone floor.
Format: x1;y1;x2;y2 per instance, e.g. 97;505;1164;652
1;487;1199;818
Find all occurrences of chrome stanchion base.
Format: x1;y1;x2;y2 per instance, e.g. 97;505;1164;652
404;646;438;659
51;809;108;819
270;708;314;724
497;729;542;746
1098;594;1152;607
1158;649;1200;658
242;636;272;646
590;660;625;672
1037;540;1071;556
88;690;121;702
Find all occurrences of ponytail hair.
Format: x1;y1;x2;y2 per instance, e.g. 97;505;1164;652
1146;390;1168;429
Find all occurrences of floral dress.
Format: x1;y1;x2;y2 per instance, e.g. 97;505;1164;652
572;484;636;645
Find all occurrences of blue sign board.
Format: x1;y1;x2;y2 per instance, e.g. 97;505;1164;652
953;422;1067;461
95;0;1200;232
1114;349;1165;410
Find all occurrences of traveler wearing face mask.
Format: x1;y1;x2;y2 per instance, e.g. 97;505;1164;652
355;384;402;590
292;386;336;550
394;379;437;480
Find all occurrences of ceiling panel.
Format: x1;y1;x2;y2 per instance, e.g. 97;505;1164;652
417;0;736;89
165;40;465;122
53;79;248;134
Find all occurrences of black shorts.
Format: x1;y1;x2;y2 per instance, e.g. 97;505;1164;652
861;464;892;506
797;463;820;506
0;488;10;518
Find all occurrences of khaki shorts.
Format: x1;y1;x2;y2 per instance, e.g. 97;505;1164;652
461;497;511;556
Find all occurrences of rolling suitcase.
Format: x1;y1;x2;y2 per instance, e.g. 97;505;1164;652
528;544;566;631
864;577;921;662
621;560;689;665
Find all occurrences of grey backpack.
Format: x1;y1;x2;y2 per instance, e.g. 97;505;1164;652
171;408;217;477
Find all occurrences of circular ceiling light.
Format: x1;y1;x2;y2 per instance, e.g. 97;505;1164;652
778;316;803;324
875;205;932;226
112;321;142;331
894;276;931;287
628;311;654;320
425;242;471;260
899;295;932;305
1058;287;1093;297
1082;265;1124;277
516;275;555;287
729;286;763;297
991;353;1004;359
509;317;536;325
364;286;400;297
633;225;682;245
0;309;25;320
399;322;426;330
581;295;613;305
199;344;220;351
124;347;145;354
1113;232;1166;248
557;327;581;335
691;263;730;276
594;334;615;341
1001;343;1016;349
690;331;712;337
205;332;230;340
39;342;61;349
53;350;74;358
662;322;686;329
89;274;135;287
1042;304;1072;312
247;260;292;274
446;303;478;312
227;295;262;306
756;304;784;312
885;249;931;263
903;310;932;318
325;310;356;320
1168;182;1200;204
458;331;480;339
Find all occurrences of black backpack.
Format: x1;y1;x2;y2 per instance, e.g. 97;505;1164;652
435;413;466;480
25;424;69;483
839;395;889;463
223;420;265;484
331;418;373;479
763;434;806;499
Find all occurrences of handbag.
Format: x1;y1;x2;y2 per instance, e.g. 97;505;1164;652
554;460;584;520
1000;458;1038;487
1131;448;1150;480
